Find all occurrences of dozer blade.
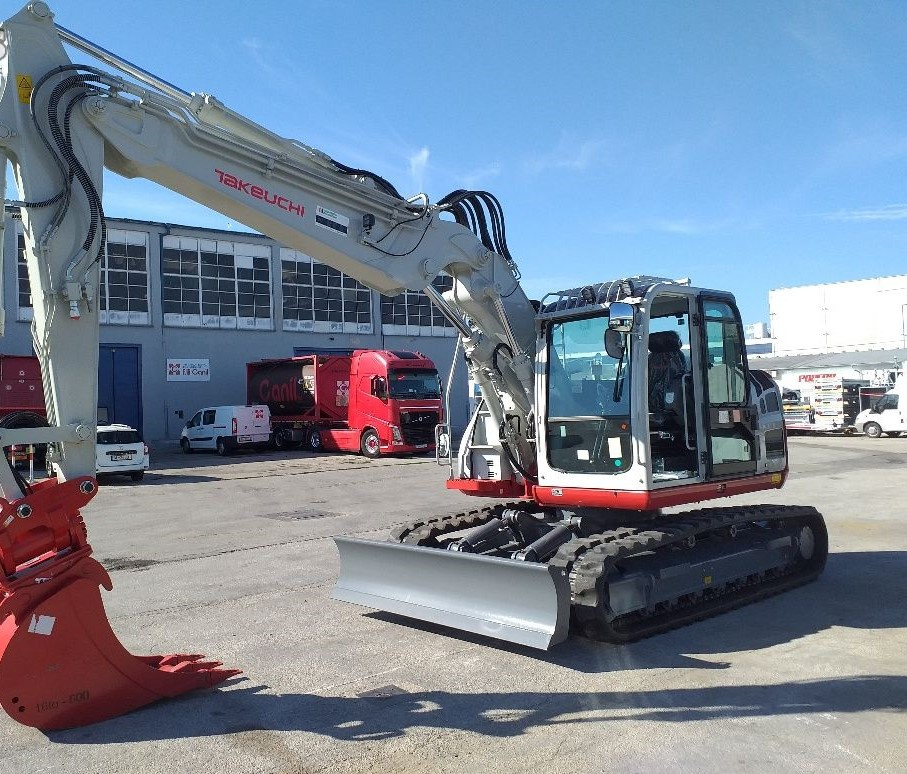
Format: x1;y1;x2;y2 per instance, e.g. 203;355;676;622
333;536;571;650
0;556;240;730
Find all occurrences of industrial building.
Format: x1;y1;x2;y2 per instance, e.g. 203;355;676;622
1;208;467;442
750;274;907;412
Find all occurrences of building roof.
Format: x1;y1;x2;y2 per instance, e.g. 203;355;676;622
749;348;907;371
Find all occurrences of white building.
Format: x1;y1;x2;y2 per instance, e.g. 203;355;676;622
750;275;907;427
769;274;907;355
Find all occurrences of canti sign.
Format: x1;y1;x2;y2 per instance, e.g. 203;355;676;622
167;359;211;382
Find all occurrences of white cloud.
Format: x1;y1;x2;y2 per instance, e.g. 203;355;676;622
408;147;430;191
458;162;502;189
241;38;280;78
823;204;907;222
523;134;609;176
593;217;738;236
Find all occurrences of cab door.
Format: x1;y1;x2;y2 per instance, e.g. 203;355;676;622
875;393;904;433
698;297;757;478
192;408;217;448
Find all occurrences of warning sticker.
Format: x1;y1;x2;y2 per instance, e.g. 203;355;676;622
16;74;32;104
315;205;349;235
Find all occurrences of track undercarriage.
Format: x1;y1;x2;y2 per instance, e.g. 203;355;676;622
335;502;828;648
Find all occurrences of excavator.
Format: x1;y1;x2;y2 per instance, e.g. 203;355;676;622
0;3;827;730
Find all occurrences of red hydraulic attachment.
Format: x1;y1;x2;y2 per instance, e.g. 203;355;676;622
0;476;240;730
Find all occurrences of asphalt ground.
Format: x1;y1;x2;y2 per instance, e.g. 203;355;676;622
3;435;906;773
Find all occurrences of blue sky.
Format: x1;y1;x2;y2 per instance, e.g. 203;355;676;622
10;1;907;325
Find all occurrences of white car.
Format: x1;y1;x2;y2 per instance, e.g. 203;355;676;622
96;424;150;481
854;391;904;438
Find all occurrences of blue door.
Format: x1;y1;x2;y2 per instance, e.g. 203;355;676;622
97;345;142;434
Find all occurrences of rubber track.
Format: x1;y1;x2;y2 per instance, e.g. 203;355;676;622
388;502;828;645
390;502;524;545
557;504;827;643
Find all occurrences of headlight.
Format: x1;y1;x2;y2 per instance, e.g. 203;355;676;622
391;425;403;443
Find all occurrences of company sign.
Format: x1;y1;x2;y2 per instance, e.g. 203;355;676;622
167;359;210;382
797;373;837;383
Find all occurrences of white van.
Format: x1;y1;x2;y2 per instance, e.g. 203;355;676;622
854;391;904;438
180;405;271;455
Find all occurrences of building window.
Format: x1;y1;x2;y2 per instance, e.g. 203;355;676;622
280;247;372;333
380;275;457;337
162;236;272;329
100;229;150;325
17;227;151;325
16;232;32;321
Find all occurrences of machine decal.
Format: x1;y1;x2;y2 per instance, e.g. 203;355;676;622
16;74;32;104
215;169;304;217
316;205;350;235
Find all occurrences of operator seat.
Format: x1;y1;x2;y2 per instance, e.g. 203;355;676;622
647;330;688;433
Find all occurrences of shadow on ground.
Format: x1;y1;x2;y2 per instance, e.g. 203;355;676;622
39;550;907;744
363;549;907;672
49;674;906;745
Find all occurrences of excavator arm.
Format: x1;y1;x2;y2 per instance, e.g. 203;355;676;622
0;3;540;492
0;2;541;729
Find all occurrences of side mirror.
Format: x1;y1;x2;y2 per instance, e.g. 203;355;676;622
608;301;634;333
603;328;625;359
372;376;387;400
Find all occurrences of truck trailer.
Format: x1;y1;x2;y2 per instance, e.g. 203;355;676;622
246;350;443;457
781;374;874;433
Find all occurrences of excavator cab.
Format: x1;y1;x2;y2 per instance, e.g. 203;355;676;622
532;278;784;511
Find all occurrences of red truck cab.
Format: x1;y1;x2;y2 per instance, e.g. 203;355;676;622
247;349;443;458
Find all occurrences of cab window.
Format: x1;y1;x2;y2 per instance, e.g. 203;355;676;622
876;395;898;411
703;300;746;405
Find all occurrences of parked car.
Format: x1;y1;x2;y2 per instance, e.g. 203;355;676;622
854;389;904;438
180;405;271;455
96;424;150;481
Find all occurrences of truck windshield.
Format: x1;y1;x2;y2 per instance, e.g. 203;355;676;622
546;313;632;474
388;370;442;399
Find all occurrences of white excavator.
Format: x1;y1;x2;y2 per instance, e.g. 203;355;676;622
0;3;826;730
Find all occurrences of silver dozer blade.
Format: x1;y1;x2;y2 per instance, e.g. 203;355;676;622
332;536;572;650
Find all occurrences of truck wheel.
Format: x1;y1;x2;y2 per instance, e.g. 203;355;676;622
180;437;192;454
360;429;381;459
216;437;229;456
307;429;323;452
130;470;145;482
274;428;302;450
863;422;882;439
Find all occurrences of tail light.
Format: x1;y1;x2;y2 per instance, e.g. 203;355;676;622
143;444;149;456
232;418;238;434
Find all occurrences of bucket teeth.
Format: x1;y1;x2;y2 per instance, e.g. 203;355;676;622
0;557;240;730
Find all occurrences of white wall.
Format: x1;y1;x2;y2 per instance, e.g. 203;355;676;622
770;275;907;354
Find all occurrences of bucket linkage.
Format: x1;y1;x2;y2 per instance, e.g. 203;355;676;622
0;476;239;730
